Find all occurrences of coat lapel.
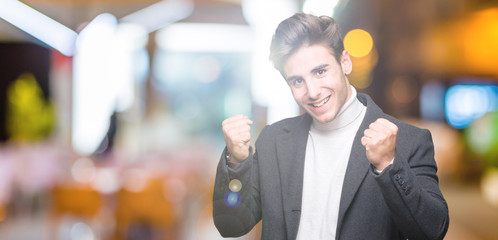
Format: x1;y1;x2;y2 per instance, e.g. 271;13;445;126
276;114;312;239
336;93;385;236
274;94;383;239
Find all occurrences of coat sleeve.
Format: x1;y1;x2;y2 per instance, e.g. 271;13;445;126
373;128;449;240
212;127;267;237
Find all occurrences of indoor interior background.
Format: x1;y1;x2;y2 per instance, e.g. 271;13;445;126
1;0;498;239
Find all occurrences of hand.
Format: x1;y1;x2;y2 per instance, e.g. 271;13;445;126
361;118;398;171
222;114;253;163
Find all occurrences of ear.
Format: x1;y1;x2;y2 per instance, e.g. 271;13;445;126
340;50;353;75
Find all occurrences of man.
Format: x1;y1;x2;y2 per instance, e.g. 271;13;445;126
213;13;449;240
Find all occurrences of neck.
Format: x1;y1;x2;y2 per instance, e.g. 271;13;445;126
312;86;364;131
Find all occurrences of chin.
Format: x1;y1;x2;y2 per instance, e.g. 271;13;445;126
312;112;338;123
312;115;333;124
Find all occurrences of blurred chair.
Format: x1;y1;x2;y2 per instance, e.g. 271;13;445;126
114;178;175;240
51;185;102;218
49;184;104;239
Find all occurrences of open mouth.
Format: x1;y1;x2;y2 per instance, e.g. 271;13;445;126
310;96;330;108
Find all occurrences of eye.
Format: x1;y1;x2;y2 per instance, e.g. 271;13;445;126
316;69;326;76
290;78;304;87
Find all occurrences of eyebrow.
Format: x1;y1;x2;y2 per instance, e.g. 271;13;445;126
311;64;329;73
285;64;329;82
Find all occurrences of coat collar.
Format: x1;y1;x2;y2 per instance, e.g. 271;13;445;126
336;93;384;236
275;93;384;239
276;113;311;239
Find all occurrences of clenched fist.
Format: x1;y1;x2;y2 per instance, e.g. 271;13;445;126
222;114;253;163
361;118;398;171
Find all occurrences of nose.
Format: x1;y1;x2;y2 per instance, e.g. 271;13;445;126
305;79;320;100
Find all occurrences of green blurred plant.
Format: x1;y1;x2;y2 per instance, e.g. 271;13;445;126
465;111;498;168
6;73;55;141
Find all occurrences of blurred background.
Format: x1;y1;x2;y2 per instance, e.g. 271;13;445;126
0;0;497;239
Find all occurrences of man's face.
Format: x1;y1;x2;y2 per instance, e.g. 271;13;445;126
284;44;353;124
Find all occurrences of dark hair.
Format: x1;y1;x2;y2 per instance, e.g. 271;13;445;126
269;13;344;76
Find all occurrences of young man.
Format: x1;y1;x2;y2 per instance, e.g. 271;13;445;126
213;13;449;240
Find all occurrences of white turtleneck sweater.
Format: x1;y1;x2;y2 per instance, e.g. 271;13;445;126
296;86;366;240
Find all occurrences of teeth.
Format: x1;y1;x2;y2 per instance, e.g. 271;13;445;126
312;97;329;107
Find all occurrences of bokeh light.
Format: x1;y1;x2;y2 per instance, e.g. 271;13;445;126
344;29;374;58
71;157;96;184
91;168;120;194
224;191;241;208
70;222;95;240
445;84;498;129
481;168;498;207
465;111;498;166
228;179;242;192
